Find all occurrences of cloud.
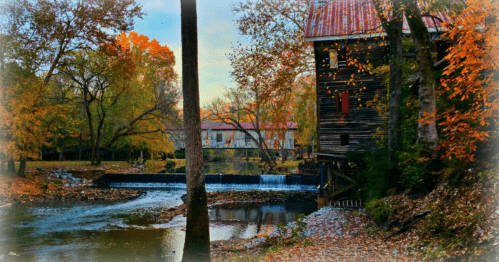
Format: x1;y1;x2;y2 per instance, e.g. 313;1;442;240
134;0;247;106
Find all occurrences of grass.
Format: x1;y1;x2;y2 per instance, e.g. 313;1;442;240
4;160;130;173
275;159;303;172
4;158;303;176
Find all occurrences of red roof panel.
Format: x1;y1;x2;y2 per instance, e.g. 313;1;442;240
201;122;298;130
305;0;452;40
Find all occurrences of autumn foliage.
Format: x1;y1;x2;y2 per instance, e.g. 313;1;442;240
439;0;499;162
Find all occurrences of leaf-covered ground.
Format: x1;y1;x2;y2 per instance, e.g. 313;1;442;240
212;208;419;262
213;172;499;262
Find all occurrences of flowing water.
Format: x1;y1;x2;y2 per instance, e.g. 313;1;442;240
0;189;316;262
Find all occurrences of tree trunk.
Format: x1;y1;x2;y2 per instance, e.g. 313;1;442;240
0;153;4;172
181;1;211;261
58;138;64;161
127;145;132;162
405;0;438;149
387;0;403;156
18;157;26;177
90;141;96;165
7;158;15;173
78;132;83;161
94;129;104;165
95;146;101;166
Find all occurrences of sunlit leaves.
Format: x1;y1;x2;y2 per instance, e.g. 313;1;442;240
230;0;313;105
438;0;499;162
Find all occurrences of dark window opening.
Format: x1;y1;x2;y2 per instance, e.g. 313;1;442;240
216;134;222;142
339;48;347;67
435;41;448;62
315;44;329;69
244;134;250;143
335;91;350;114
340;134;349;146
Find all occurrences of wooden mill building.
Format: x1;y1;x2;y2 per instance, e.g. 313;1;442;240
304;0;450;199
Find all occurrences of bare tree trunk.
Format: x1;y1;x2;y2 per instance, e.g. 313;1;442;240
373;0;404;157
78;132;83;161
0;153;5;172
7;158;15;172
405;0;438;149
181;1;210;261
18;157;26;177
127;145;132;162
95;135;102;165
58;137;64;161
387;0;403;156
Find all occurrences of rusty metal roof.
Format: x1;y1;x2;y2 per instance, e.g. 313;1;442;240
305;0;452;41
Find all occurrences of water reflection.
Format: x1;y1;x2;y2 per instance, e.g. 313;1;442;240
204;161;261;174
0;191;316;262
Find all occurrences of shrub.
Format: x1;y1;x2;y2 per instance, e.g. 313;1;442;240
352;146;397;201
397;143;444;195
165;160;176;170
365;198;397;225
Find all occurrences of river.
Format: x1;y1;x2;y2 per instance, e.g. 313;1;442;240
0;190;316;262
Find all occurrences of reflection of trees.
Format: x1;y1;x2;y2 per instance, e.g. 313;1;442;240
209;205;300;226
256;208;263;234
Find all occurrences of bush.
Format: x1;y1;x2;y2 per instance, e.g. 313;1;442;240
397;143;444;195
175;166;186;173
365;198;397;225
165;160;176;169
171;149;185;159
351;146;397;201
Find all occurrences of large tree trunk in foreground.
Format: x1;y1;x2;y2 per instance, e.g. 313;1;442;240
373;0;404;157
405;0;438;149
181;0;211;261
387;0;403;156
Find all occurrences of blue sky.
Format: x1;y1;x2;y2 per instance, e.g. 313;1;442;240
134;0;248;107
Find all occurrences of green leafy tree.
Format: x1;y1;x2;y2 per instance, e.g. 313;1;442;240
0;0;143;175
59;32;179;165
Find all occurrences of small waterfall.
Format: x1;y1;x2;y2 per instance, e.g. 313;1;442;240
109;182;186;189
102;174;318;191
259;175;286;186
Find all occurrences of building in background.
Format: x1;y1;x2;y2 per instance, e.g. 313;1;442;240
170;122;297;150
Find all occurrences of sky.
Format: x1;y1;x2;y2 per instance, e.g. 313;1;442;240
133;0;249;107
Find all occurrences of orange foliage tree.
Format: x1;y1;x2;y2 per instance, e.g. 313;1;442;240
0;0;143;175
59;32;179;165
439;0;499;162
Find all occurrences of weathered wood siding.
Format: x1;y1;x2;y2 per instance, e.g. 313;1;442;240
315;39;388;156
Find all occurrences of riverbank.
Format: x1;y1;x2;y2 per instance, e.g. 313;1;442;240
0;169;142;205
210;173;499;261
210;206;422;261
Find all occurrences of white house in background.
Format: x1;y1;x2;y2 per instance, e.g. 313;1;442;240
170;122;297;150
